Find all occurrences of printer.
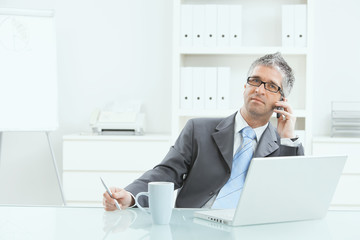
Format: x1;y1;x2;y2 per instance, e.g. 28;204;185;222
90;101;145;135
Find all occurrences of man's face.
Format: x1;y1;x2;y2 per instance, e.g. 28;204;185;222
243;65;283;118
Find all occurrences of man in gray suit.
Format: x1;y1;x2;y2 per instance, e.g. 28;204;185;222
103;52;304;210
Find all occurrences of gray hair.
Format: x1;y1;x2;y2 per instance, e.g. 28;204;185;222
247;52;295;97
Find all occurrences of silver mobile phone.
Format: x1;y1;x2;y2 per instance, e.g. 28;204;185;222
276;96;284;118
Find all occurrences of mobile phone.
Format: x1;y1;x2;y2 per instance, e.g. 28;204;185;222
276;96;284;118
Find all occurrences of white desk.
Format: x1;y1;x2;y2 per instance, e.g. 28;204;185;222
0;205;359;240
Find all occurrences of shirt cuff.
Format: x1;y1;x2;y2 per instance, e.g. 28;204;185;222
128;192;136;208
281;137;301;147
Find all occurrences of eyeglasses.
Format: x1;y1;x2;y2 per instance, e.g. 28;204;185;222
247;77;283;94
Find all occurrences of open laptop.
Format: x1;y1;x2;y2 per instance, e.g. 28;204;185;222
194;155;347;226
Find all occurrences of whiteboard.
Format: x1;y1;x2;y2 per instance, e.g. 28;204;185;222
0;9;58;131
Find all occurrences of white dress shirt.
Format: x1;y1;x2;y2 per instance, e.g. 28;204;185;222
233;110;268;156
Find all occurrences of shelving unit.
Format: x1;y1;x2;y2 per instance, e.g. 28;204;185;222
172;0;313;153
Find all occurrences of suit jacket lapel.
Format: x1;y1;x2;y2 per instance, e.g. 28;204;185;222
212;113;279;168
254;123;279;157
212;113;236;171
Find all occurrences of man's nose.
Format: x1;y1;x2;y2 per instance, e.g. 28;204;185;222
255;83;266;94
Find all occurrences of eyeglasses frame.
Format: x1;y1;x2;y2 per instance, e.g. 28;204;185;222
246;77;284;96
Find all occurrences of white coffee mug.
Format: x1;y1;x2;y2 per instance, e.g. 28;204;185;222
135;182;174;225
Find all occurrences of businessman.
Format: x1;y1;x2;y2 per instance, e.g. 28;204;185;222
103;52;304;210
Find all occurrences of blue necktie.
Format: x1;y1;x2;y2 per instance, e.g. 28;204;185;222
212;126;256;209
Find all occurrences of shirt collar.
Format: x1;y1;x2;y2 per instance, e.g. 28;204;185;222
234;110;269;142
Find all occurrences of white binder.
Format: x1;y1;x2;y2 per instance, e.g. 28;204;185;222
180;5;193;47
230;5;242;47
193;5;205;47
281;5;295;47
217;5;230;47
217;67;230;109
204;5;217;47
193;68;205;110
204;67;217;110
294;4;307;47
180;67;193;109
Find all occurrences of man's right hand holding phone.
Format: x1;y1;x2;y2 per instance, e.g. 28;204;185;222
274;97;296;139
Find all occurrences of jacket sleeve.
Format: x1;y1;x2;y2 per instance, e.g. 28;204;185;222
280;143;305;156
124;119;195;207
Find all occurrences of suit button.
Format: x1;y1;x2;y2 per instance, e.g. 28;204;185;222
209;191;214;196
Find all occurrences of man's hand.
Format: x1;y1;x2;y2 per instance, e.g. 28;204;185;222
274;97;296;138
103;187;135;211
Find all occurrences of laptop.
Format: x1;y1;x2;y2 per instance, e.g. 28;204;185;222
194;155;347;226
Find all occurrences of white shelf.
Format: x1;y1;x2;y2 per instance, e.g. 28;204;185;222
177;109;237;117
179;47;308;55
313;136;360;144
177;109;307;118
63;133;171;141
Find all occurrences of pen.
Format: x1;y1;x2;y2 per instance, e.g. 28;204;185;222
100;177;121;210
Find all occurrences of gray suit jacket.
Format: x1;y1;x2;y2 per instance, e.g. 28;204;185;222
125;112;304;208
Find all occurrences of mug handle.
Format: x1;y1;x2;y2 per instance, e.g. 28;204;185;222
135;192;150;214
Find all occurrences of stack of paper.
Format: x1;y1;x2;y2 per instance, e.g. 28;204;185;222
331;101;360;137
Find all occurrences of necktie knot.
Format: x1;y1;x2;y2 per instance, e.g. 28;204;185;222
241;126;256;141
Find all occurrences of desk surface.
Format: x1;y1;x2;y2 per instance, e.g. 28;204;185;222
0;205;359;240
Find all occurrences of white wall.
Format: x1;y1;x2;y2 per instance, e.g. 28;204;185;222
0;0;359;205
313;0;360;136
0;0;172;205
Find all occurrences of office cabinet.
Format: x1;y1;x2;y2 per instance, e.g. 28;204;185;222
63;134;171;206
313;137;360;210
172;0;313;153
